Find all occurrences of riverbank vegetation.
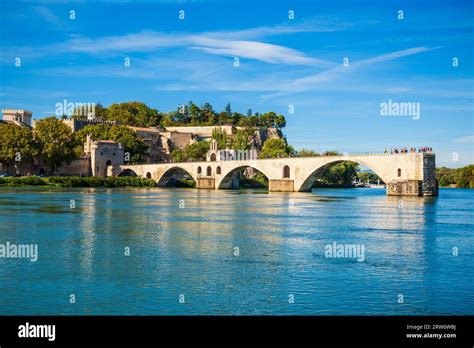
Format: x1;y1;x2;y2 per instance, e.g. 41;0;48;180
239;172;269;188
0;176;156;187
436;165;474;188
311;162;360;188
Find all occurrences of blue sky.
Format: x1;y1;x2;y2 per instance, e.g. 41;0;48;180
0;0;473;167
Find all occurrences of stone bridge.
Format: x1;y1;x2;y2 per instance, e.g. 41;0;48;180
108;153;438;196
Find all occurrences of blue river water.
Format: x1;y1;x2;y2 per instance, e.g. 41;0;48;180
0;187;472;315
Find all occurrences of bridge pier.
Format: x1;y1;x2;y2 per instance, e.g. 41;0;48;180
386;154;438;197
268;179;294;192
196;177;215;189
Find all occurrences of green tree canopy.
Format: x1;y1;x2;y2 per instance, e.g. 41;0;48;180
171;148;186;163
172;141;210;162
212;127;228;149
106;101;161;127
436;165;474;188
259;138;292;159
0;123;38;171
274;114;287;129
322;150;340;156
298;148;320;157
318;162;360;186
357;171;382;184
94;102;110;119
34;117;77;172
232;129;250;151
184;141;210;161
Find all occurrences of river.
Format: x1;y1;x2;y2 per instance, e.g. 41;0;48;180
0;187;472;315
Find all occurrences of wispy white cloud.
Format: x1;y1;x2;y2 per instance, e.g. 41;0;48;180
1;24;336;67
62;31;333;66
32;6;65;28
189;36;328;65
262;47;437;98
63;31;178;54
204;18;356;40
454;135;474;144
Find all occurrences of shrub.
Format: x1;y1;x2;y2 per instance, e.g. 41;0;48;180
46;176;156;187
0;176;47;186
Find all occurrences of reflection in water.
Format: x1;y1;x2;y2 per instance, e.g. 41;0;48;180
0;187;472;315
79;192;97;277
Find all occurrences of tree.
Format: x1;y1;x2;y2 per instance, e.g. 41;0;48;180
171;148;186;163
188;101;201;124
94;102;110;119
34;117;77;172
183;141;209;161
0;123;38;173
319;162;360;186
249;115;259;127
259;113;269;127
259;138;292;159
436;165;474;188
231;112;242;126
232;129;250;150
274;114;286;129
322;150;340;156
298;148;320;157
266;112;277;127
439;176;450;187
156;101;289;129
106;105;133;125
218;111;230;125
357;171;382;184
202;103;215;125
212;127;228;149
225;103;232;115
106;101;161;127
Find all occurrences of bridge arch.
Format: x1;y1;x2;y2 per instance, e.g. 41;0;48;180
157;166;197;187
118;168;138;177
217;164;271;190
297;159;389;192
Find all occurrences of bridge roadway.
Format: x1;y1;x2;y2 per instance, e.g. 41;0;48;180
108;153;438;196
